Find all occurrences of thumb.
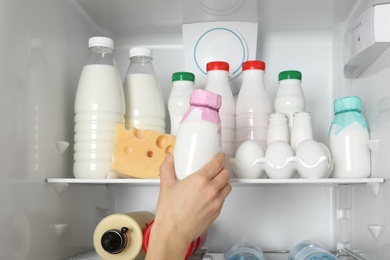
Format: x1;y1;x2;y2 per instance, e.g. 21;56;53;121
159;153;176;187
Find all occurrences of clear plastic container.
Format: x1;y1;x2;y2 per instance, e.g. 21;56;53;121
122;46;166;133
224;242;266;260
288;240;338;260
73;36;125;179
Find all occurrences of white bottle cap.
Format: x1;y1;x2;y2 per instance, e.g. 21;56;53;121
88;37;114;49
129;47;152;58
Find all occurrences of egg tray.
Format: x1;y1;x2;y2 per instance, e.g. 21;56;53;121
231;140;334;179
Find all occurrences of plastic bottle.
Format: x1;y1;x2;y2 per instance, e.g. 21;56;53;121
224;242;266;260
143;220;207;260
290;112;313;151
205;61;235;158
288;240;337;260
168;72;195;135
266;112;290;147
236;60;272;151
174;89;221;180
274;70;306;130
329;96;371;178
122;46;166;133
73;36;125;179
93;211;155;260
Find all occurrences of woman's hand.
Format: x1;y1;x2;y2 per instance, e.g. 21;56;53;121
145;153;232;260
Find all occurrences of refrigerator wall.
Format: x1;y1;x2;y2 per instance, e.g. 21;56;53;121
1;0;389;259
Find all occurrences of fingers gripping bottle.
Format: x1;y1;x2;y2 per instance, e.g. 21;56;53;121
205;61;235;158
122;46;166;133
73;37;125;179
173;89;222;180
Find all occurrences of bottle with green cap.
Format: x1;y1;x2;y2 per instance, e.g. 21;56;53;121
329;96;371;178
274;70;306;130
168;72;195;135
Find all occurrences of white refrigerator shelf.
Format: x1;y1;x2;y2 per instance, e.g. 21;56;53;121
47;177;385;185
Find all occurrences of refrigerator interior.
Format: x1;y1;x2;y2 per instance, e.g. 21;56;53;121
1;0;390;259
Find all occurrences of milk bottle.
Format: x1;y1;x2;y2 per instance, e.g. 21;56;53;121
73;37;125;179
329;96;371;178
122;47;166;133
236;60;272;151
205;61;235;158
174;89;221;180
168;72;195;135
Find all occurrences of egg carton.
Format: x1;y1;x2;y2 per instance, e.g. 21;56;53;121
230;140;334;179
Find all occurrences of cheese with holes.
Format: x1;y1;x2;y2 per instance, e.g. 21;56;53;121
111;124;175;178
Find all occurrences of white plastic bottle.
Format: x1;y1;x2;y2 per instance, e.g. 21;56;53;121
168;72;195;136
290;112;313;151
266;112;290;147
274;70;306;130
236;60;272;151
329;96;371;178
205;61;235;158
122;47;166;133
73;37;125;179
174;89;221;180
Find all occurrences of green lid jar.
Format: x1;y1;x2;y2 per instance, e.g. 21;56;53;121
278;70;302;81
172;72;195;82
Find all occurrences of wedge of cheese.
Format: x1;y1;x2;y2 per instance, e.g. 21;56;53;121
111;124;175;178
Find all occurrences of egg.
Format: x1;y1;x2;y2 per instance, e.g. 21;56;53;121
232;141;265;178
265;140;294;166
295;140;333;179
295;139;327;165
264;140;295;179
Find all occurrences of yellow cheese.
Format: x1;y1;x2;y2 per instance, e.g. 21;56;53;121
111;124;175;178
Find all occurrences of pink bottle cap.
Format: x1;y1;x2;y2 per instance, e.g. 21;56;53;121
190;89;222;110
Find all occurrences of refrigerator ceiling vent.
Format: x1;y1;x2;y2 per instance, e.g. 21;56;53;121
344;3;390;79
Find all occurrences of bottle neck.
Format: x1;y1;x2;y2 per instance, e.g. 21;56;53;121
335;109;361;115
127;55;155;75
86;46;116;66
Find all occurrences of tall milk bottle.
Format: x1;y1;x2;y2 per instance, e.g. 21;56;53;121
168;72;195;135
205;61;235;158
274;70;306;130
174;89;221;180
235;60;272;152
329;96;371;178
122;47;166;133
73;37;125;179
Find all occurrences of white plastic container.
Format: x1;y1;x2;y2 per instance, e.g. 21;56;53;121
290;112;313;151
205;61;235;158
168;72;195;135
73;36;125;179
236;60;272;152
274;70;306;130
266;113;290;147
122;46;166;133
329;96;371;178
174;89;221;180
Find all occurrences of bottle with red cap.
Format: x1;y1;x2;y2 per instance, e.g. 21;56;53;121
235;60;272;152
204;61;235;158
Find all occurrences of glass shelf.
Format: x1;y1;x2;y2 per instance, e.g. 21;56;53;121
47;177;385;186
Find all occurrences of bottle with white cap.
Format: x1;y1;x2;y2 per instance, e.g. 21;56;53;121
205;61;235;158
73;36;125;179
236;60;272;151
123;46;166;133
168;72;195;135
